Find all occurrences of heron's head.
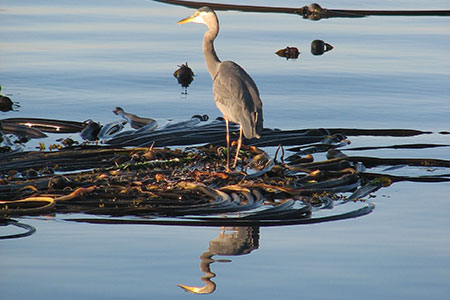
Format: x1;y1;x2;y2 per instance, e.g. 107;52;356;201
178;6;217;26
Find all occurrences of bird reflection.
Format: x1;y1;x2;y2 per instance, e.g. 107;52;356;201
178;226;259;294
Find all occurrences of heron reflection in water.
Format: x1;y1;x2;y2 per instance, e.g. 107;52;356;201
178;226;259;294
178;7;263;171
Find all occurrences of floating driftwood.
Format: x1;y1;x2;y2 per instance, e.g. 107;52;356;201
153;1;450;20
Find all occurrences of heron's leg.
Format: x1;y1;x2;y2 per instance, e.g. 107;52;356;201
225;119;230;171
232;125;243;169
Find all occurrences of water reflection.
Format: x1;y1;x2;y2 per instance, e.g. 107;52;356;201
178;226;259;294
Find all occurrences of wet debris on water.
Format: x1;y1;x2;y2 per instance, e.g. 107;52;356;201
162;114;208;129
1;118;83;134
311;39;334;55
113;107;158;130
80;118;128;142
275;47;300;60
326;149;347;160
298;3;367;20
80;120;102;141
174;62;194;94
56;137;79;147
301;3;327;21
0;219;36;240
98;120;126;140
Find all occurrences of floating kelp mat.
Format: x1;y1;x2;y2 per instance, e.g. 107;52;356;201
2;115;450;227
1;130;449;227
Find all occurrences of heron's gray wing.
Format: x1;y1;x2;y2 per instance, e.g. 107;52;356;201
213;61;263;139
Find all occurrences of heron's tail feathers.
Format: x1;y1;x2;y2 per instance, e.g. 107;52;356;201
242;111;263;139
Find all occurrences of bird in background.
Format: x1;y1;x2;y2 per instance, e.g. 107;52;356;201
178;6;263;171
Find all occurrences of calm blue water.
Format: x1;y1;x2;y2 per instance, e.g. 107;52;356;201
1;0;449;299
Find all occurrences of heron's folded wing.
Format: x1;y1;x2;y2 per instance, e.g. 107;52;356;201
213;61;261;121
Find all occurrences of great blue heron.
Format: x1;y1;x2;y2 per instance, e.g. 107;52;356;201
178;7;263;171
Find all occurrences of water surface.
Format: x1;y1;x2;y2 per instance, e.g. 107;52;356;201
1;0;449;299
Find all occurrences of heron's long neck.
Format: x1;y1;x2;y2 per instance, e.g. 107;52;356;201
203;21;221;79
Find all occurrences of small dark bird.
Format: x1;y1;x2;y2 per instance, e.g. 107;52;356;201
174;62;194;93
0;95;18;112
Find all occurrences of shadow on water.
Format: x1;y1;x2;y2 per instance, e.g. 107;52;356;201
153;0;450;20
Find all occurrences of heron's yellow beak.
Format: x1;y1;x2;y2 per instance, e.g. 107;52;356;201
177;12;198;24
